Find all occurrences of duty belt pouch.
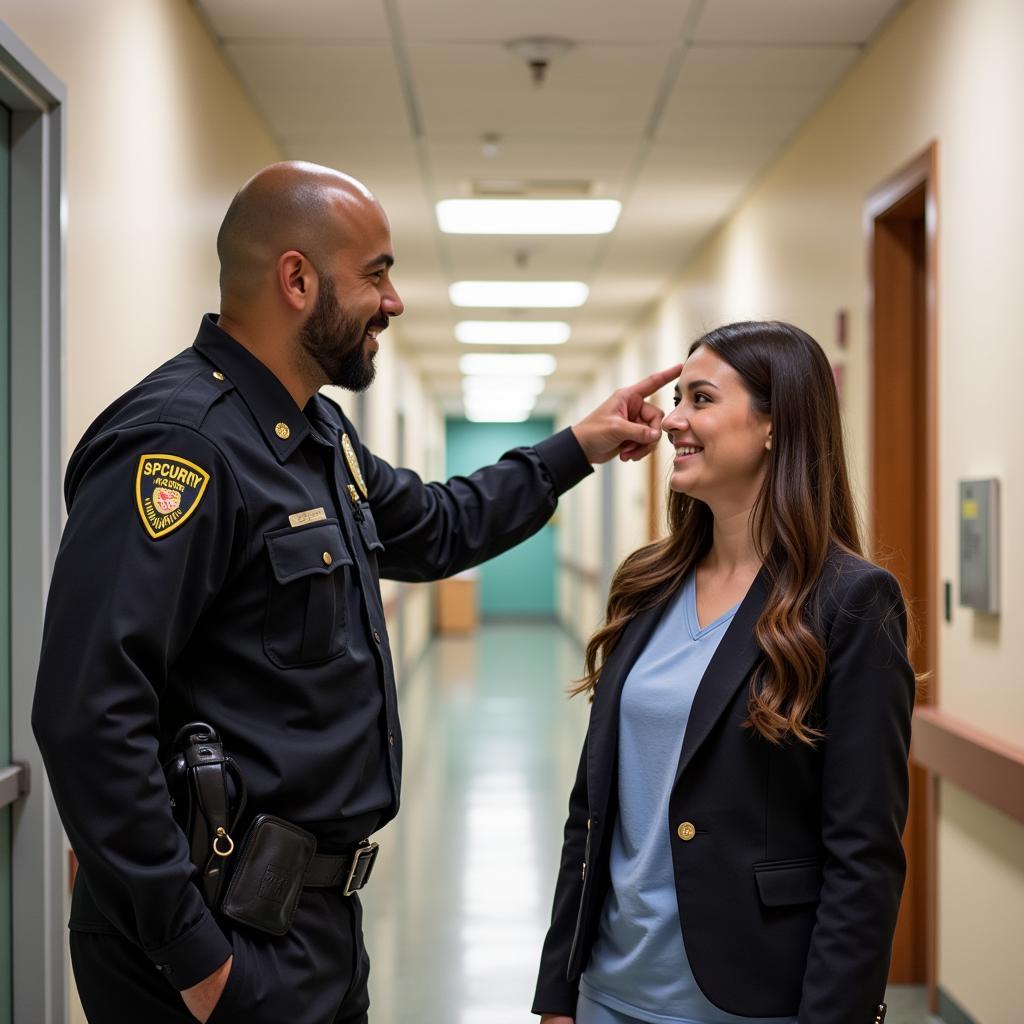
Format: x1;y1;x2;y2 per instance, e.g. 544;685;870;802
163;721;248;908
220;814;316;936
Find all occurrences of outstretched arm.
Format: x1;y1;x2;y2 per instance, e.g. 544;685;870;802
360;364;682;582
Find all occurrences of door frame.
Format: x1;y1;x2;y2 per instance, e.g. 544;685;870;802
0;24;67;1024
864;142;939;1006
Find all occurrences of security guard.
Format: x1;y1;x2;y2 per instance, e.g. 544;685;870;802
32;162;678;1023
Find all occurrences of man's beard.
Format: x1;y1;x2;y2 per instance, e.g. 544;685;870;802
298;274;380;392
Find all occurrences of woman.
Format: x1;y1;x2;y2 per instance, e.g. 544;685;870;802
533;321;914;1024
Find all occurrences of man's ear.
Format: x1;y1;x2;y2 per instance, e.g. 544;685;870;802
278;250;316;312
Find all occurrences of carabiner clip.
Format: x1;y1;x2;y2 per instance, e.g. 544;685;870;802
212;826;235;857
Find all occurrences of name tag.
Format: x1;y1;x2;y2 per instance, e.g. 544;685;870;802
288;507;326;528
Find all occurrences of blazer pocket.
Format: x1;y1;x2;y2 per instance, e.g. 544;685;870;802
753;857;823;907
263;520;354;668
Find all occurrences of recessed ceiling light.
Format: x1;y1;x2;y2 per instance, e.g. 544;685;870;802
464;409;532;423
462;375;547;396
464;392;536;422
455;321;571;346
437;199;620;235
450;281;588;308
465;395;536;413
459;354;557;376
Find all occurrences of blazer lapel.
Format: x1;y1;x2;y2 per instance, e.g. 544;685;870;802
674;567;770;784
587;602;665;802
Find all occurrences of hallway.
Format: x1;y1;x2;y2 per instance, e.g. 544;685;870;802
360;621;940;1024
361;621;587;1023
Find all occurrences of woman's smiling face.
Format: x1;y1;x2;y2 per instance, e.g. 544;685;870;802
661;345;772;507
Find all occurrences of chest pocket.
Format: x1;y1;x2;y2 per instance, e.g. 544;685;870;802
355;502;384;554
263;520;354;668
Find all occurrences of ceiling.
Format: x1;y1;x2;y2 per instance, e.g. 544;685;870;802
193;0;904;415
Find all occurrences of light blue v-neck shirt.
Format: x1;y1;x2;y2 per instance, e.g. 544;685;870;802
580;571;797;1024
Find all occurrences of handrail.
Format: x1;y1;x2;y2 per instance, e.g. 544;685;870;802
0;763;30;809
558;558;602;588
911;706;1024;825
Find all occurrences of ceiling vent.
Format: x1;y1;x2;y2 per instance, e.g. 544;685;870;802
471;178;595;198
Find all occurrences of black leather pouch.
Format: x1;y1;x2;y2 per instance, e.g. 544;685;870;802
220;814;316;936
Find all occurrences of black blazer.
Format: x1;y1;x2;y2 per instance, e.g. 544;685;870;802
534;551;914;1024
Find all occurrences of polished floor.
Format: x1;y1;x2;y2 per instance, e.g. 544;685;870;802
69;620;942;1023
361;621;589;1024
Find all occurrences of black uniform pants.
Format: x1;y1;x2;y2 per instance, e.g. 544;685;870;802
71;889;370;1023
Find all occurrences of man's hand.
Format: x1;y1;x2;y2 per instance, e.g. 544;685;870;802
571;364;682;465
181;955;233;1023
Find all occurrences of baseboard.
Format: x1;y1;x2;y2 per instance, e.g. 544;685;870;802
938;987;978;1024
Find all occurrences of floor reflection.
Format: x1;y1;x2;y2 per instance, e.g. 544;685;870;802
361;620;587;1024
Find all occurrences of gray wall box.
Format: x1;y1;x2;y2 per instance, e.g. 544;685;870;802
959;478;1000;614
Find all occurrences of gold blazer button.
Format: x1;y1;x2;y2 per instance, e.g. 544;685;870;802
677;821;696;842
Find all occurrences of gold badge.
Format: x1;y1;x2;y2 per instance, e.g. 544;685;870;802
135;453;210;540
341;433;368;499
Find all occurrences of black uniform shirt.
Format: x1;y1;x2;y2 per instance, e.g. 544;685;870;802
32;314;592;990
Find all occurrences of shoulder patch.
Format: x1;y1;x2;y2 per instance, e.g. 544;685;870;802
135;453;211;539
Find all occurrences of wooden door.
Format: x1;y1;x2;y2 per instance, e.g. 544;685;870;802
866;145;938;996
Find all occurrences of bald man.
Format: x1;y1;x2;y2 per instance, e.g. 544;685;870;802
32;162;678;1023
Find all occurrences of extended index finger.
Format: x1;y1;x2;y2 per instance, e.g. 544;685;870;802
625;363;684;399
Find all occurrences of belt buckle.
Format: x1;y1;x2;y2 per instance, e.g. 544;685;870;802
342;841;379;896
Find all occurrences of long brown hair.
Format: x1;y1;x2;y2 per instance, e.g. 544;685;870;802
574;321;865;746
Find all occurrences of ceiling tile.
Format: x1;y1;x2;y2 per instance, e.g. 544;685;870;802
426;136;636;198
657;44;861;143
410;43;671;138
445;235;602;280
395;0;697;44
197;0;390;41
223;41;409;140
692;0;903;45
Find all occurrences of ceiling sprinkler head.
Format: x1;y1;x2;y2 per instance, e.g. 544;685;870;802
505;36;575;86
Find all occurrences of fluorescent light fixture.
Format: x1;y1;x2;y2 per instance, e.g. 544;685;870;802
463;389;536;422
462;375;546;397
455;321;571;346
437;199;621;235
459;353;557;377
450;281;589;308
464;409;532;423
464;404;536;422
464;391;536;409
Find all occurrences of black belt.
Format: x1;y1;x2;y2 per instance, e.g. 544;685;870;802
304;840;379;896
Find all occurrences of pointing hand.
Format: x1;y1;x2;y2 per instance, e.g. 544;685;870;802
571;364;682;465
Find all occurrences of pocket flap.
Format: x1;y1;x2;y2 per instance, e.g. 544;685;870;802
265;521;353;584
753;858;823;907
357;505;385;553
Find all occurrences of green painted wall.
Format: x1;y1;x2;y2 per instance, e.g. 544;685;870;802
445;418;556;617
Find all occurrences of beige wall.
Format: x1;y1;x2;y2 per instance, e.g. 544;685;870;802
2;0;283;453
582;0;1023;1019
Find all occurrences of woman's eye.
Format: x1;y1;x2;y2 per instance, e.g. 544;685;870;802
694;392;710;404
671;396;681;407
